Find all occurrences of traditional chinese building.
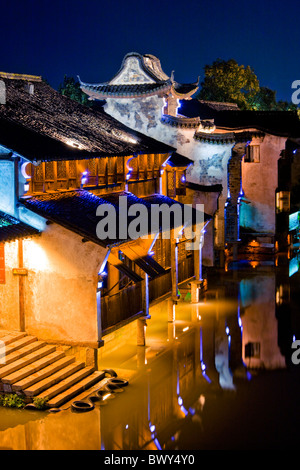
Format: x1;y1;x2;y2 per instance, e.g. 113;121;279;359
79;52;300;263
0;72;210;366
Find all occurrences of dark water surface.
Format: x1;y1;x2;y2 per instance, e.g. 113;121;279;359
0;260;299;450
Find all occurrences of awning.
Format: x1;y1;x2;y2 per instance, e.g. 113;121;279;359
0;210;40;242
119;239;166;279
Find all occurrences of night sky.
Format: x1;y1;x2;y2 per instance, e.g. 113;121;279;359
1;0;299;102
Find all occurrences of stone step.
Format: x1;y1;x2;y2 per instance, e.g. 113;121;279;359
12;356;76;392
0;341;47;366
0;332;27;346
37;366;96;402
1;336;38;358
59;375;109;410
47;371;105;408
0;345;56;379
2;351;66;386
0;336;37;367
23;361;86;397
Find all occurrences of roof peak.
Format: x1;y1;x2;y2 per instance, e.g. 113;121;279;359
79;52;199;100
0;72;42;82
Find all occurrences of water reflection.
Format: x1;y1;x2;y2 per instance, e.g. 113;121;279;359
0;261;299;450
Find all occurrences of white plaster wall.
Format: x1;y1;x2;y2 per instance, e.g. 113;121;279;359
0;241;20;331
0;160;16;217
240;134;286;233
105;97;233;251
1;224;109;345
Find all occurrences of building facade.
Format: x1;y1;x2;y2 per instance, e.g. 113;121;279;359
79;52;300;262
0;73;209;362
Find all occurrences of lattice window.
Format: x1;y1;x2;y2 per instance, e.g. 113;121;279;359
167;171;176;198
130;158;138;172
45;162;54;180
154;155;160;170
98;158;106;176
139;155;145;171
69;160;77;178
116;157;124;174
57;161;67;179
147;154;153;169
34;164;44;181
88;159;97;176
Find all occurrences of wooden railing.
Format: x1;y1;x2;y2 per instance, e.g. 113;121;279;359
101;255;194;332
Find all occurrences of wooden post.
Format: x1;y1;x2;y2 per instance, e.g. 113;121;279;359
18;239;25;332
96;274;103;346
141;274;149;318
167;298;175;322
137;274;150;347
137;317;148;346
170;230;179;302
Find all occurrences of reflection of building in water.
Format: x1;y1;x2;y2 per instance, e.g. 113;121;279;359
239;272;286;369
0;269;293;450
275;262;300;367
99;295;248;450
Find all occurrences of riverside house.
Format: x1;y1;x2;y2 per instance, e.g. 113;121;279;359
0;72;209;366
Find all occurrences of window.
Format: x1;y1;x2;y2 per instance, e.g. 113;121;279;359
245;145;260;163
276;191;290;213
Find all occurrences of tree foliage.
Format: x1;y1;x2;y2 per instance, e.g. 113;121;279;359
249;86;298;111
197;59;260;110
197;59;298;111
58;75;91;106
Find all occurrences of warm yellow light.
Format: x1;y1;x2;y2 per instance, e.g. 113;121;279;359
23;240;50;272
182;326;189;332
102;393;111;401
65;139;85;150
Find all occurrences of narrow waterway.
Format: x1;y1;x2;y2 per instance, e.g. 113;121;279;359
0;259;299;450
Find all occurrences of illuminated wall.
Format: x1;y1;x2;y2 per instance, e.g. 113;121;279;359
104;97;232;256
0;160;16;217
0;223;108;345
240;134;286;233
0;240;20;331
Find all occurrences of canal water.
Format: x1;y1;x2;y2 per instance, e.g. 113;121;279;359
0;259;299;450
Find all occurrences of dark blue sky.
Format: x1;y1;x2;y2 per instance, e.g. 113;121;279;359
1;0;299;102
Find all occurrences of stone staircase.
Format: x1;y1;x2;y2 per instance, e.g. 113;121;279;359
0;331;106;409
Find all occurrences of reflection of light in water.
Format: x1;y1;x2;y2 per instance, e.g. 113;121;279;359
215;323;235;390
289;256;299;277
200;327;211;383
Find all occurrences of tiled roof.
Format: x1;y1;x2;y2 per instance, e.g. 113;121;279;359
167;152;193;168
0;211;40;242
21;190;210;247
180;99;300;137
80;80;172;98
0;76;174;162
79;52;199;100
